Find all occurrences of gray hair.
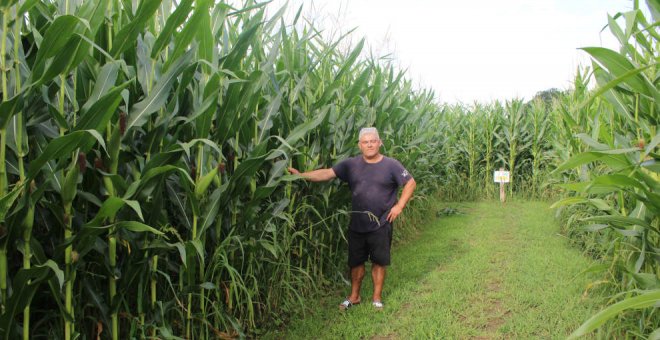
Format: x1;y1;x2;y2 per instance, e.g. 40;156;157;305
359;127;380;140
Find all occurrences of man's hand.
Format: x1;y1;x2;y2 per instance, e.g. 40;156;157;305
386;178;416;223
386;204;403;223
288;167;301;175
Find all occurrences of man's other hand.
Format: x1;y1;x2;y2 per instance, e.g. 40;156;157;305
386;204;403;223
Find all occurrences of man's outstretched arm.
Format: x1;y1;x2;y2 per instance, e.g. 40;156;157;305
386;178;417;222
288;167;337;182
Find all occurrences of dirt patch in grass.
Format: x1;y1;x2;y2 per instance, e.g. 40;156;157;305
481;297;511;333
467;280;512;339
466;230;515;338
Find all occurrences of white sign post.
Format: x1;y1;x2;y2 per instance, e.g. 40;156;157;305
494;168;510;203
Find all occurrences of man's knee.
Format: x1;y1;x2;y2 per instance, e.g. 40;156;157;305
350;264;366;281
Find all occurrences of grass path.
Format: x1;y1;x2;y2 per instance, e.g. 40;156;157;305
269;200;600;339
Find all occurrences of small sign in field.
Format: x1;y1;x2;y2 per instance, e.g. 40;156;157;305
494;170;510;183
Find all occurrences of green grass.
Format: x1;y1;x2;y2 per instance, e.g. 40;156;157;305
267;200;602;339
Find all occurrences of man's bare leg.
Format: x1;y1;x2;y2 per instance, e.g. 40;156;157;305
372;264;386;302
348;264;365;303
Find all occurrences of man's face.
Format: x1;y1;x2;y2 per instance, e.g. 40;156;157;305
358;133;381;158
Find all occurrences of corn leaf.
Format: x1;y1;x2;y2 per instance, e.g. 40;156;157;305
582;215;650;229
82;61;120;112
568;290;660;339
83;197;125;227
581;47;652;96
0;185;23;222
38;34;91;85
554;152;604;173
151;0;194;58
167;0;211;70
75;81;131;132
110;0;163;57
0;0;18;9
30;15;84;83
197;185;227;237
126;49;194;131
593;174;648;191
284;106;329;147
77;0;109;35
0;261;64;340
26;130;107;182
114;221;164;235
0;94;24;129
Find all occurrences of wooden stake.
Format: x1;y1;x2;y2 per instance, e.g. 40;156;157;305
499;167;506;203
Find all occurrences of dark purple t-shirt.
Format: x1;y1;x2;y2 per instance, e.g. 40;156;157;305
332;156;412;233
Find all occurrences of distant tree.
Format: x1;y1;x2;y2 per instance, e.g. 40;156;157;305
531;88;564;106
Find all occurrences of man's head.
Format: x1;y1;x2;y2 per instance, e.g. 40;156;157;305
358;127;382;159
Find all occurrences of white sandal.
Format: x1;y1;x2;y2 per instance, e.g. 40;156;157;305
339;298;360;311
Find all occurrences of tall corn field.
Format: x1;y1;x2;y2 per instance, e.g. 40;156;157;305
0;0;449;338
0;0;655;338
434;97;558;201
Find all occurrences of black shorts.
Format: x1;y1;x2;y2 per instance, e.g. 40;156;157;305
347;224;392;268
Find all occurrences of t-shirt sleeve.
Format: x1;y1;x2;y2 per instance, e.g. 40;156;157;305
332;159;350;182
391;159;413;187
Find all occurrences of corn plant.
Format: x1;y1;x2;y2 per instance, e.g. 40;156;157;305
553;2;660;337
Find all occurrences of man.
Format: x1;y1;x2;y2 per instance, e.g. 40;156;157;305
288;127;416;310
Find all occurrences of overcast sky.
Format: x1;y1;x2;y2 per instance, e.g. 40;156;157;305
265;0;644;103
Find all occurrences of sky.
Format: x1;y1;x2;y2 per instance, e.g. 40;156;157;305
265;0;645;103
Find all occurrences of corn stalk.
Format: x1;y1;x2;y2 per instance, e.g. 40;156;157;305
0;3;10;315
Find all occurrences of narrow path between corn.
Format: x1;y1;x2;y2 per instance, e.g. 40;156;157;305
273;200;600;339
